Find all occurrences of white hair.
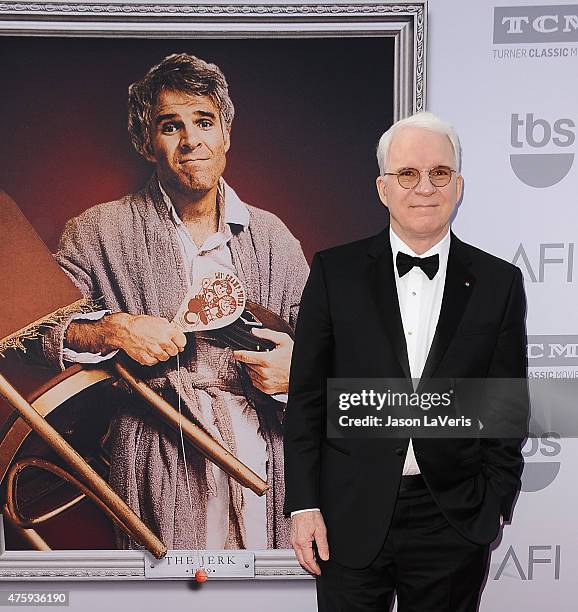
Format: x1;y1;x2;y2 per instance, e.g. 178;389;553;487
376;111;462;176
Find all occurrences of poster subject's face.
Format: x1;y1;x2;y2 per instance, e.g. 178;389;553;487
376;128;463;245
144;90;231;196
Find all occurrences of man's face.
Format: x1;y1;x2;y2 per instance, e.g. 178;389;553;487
145;90;230;197
375;127;463;247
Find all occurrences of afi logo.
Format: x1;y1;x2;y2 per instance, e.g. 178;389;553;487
512;242;574;282
510;114;575;187
492;545;561;581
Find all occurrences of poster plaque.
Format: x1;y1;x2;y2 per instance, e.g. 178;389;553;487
145;551;254;579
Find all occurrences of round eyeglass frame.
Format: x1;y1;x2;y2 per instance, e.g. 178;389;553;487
383;166;457;189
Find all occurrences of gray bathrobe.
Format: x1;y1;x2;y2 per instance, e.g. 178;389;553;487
41;176;309;549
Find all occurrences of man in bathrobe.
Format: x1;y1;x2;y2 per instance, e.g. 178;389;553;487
39;53;309;550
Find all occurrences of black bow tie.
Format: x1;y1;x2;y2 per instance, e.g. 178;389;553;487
396;251;439;280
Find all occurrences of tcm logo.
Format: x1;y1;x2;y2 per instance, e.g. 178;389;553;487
494;5;578;43
521;432;561;492
513;242;574;282
527;335;578;366
492;545;561;581
510;114;575;187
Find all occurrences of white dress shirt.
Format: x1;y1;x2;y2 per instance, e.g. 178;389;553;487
158;183;268;548
292;227;450;516
390;227;450;474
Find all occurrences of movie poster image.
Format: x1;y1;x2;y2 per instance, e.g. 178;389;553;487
0;35;394;552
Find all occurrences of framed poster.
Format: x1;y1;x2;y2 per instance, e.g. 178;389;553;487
0;1;427;580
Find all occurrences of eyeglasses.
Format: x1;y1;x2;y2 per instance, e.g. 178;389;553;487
383;166;457;189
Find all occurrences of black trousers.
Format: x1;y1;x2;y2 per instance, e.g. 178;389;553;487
316;481;490;612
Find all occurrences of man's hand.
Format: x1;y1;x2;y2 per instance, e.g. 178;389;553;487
233;328;293;394
291;510;329;575
66;312;187;366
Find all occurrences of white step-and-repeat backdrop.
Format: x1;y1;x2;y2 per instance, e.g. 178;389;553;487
3;1;576;610
430;1;577;610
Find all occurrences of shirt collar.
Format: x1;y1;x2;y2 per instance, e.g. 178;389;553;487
389;226;451;261
158;178;250;231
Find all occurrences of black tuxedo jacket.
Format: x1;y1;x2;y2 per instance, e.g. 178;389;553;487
283;228;529;569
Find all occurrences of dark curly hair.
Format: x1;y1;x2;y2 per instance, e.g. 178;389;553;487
127;53;235;158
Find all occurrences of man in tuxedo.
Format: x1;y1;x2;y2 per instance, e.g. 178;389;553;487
283;112;528;610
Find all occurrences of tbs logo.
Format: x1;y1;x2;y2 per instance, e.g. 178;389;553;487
521;432;561;492
510;113;575;187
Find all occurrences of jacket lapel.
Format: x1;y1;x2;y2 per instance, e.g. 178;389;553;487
419;234;475;384
367;229;411;380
